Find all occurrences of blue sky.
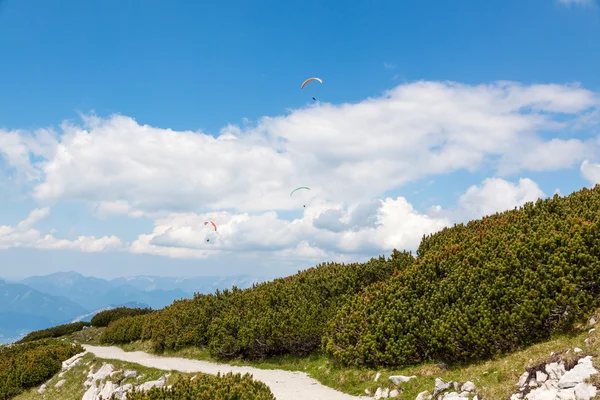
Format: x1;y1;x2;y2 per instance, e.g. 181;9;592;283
1;0;600;280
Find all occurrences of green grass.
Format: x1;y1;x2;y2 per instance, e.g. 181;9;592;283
82;315;600;399
11;352;198;400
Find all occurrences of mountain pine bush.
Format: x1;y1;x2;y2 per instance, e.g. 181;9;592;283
91;306;154;327
17;322;91;343
322;185;600;367
0;339;84;399
116;372;275;400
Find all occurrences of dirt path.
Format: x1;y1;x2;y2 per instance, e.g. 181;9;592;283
83;345;373;400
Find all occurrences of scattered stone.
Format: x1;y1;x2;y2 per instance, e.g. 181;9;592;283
590;328;596;334
574;347;583;353
37;384;47;394
517;371;530;387
54;379;66;388
415;391;432;400
460;381;476;392
388;375;416;385
389;388;399;397
374;372;381;382
123;369;137;378
590;317;597;326
536;371;548;383
433;377;452;396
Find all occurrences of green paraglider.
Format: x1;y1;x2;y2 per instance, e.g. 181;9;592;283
290;186;310;208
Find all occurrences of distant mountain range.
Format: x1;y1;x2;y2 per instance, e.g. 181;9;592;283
0;272;264;344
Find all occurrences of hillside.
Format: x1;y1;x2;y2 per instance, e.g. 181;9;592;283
99;185;600;370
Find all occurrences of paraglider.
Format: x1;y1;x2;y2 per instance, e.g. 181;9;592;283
301;77;323;89
204;221;217;242
290;186;310;208
301;77;323;101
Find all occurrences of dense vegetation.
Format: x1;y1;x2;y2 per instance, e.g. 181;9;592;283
17;322;91;343
97;185;600;370
114;372;275;400
91;306;154;328
100;250;414;359
0;339;84;399
323;186;600;367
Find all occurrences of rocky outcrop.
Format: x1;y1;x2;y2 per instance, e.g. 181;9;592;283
82;362;171;400
510;354;598;400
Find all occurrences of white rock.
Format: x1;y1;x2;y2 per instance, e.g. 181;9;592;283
545;361;566;381
589;317;596;326
389;389;399;398
415;391;432;400
58;371;65;378
382;387;390;398
511;394;523;400
573;382;597;400
123;369;138;378
584;338;590;346
374;372;381;382
589;328;596;334
374;387;382;399
574;348;582;353
54;379;66;388
434;378;452;396
525;387;559;400
88;363;115;381
460;381;476;392
557;356;598;389
137;378;165;391
61;351;87;370
536;371;548;383
389;375;416;385
529;378;539;387
82;384;101;400
37;384;47;394
100;381;117;399
518;371;530;387
365;388;371;395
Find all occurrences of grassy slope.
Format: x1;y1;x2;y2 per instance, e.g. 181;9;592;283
67;311;599;399
12;352;196;400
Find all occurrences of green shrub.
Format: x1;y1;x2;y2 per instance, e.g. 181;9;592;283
323;185;600;367
115;372;275;400
91;307;154;328
17;322;91;343
0;339;84;399
102;250;414;360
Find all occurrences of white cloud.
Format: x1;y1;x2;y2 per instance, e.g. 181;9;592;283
455;178;545;220
0;208;122;252
132;176;548;260
580;160;600;185
383;62;397;69
1;80;598;264
1;81;594;217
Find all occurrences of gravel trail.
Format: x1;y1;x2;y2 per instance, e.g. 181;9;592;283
83;345;374;400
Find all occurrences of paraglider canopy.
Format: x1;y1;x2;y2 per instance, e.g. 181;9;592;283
301;77;323;89
204;221;217;231
290;186;310;208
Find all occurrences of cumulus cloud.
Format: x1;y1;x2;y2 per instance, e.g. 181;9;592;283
0;208;122;252
1;80;596;216
132;176;548;260
455;178;545;220
581;160;600;184
1;80;599;263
